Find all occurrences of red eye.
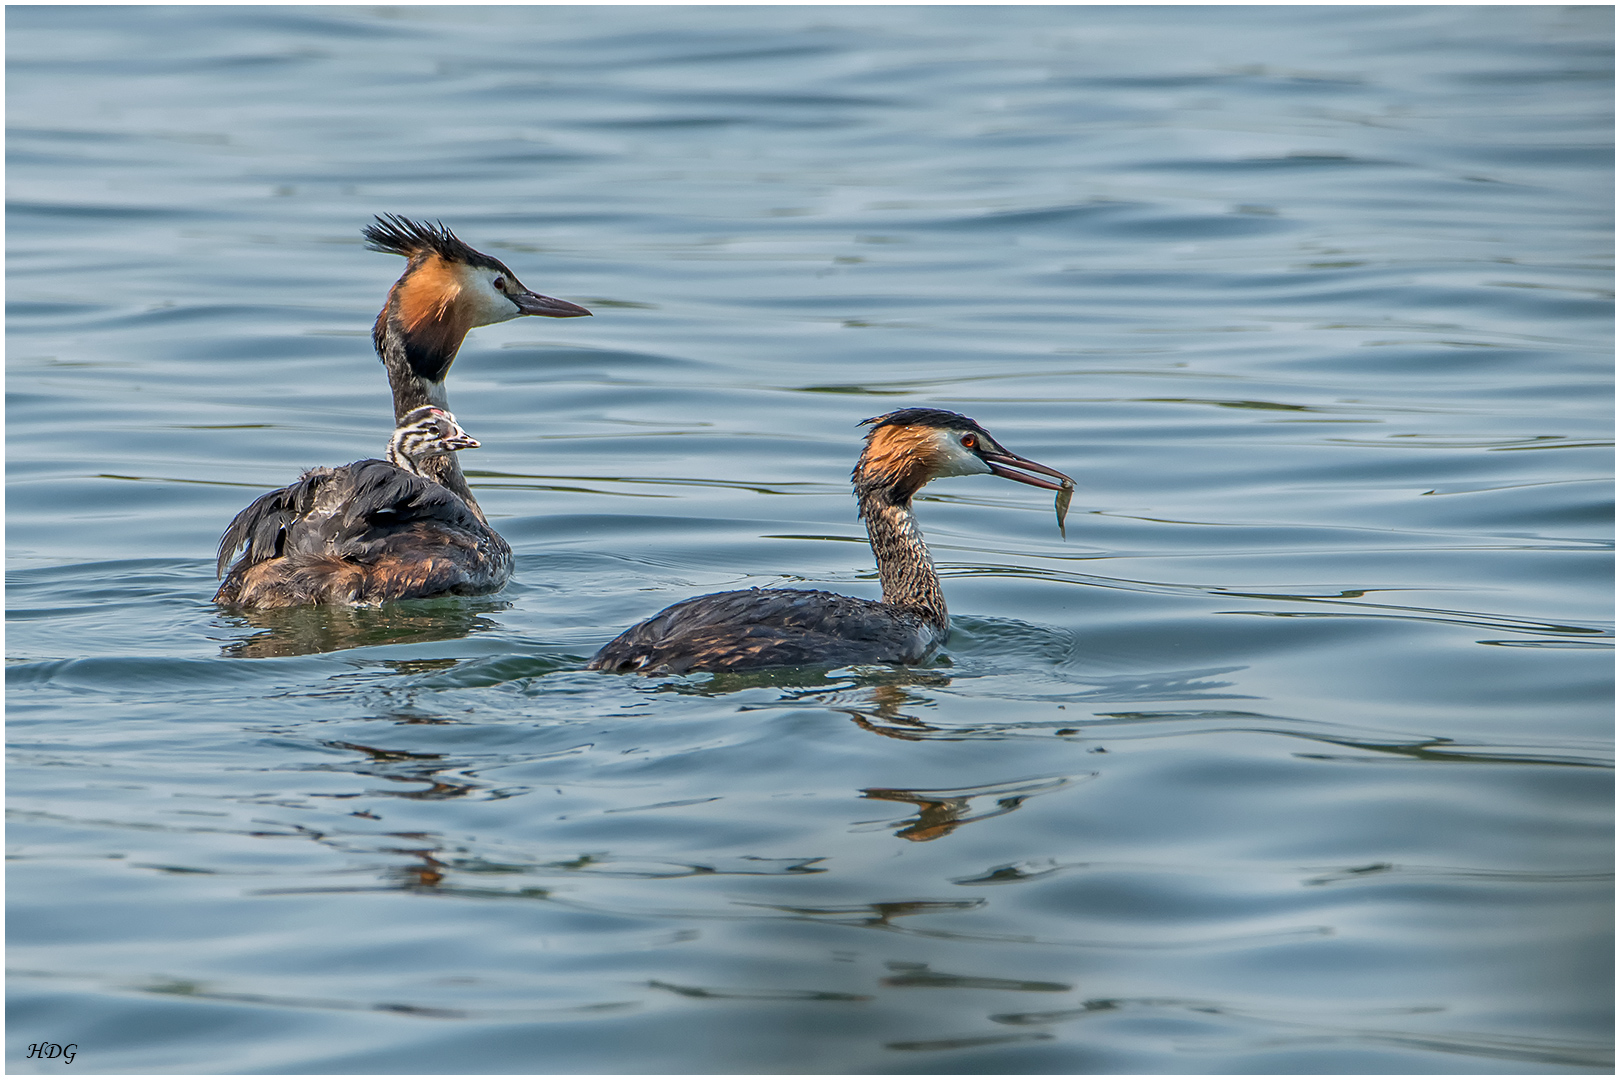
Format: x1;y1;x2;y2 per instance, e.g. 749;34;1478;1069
493;276;506;291
961;434;977;449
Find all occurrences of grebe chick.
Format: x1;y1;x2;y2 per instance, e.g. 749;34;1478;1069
364;214;591;522
214;407;510;608
385;405;482;469
589;408;1073;674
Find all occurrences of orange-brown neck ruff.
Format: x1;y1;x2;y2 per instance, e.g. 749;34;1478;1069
389;255;477;384
856;424;946;504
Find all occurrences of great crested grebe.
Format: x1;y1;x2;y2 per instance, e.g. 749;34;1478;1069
588;409;1074;674
363;214;591;521
215;407;499;607
213;216;590;608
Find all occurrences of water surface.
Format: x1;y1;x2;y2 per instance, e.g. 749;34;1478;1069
7;6;1613;1073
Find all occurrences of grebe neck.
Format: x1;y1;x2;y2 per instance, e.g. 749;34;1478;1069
858;487;948;631
374;314;485;521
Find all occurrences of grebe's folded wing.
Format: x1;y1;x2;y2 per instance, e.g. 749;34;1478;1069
215;467;337;577
216;460;482;576
590;588;937;674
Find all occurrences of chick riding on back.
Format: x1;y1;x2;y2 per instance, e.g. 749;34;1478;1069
213;216;591;608
214;407;501;607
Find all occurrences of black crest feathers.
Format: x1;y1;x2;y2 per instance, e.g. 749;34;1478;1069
363;215;504;272
860;408;986;437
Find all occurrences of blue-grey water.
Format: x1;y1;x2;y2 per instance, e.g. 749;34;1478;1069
6;5;1613;1074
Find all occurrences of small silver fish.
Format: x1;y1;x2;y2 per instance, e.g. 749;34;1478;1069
1056;480;1074;539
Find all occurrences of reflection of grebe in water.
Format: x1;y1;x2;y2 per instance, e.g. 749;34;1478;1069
214;407;502;607
217;599;506;660
590;409;1073;674
214;216;591;607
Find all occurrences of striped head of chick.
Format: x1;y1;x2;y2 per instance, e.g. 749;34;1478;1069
388;406;480;473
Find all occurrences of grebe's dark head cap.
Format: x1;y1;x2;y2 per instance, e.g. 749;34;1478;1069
859;408;992;438
364;214;508;274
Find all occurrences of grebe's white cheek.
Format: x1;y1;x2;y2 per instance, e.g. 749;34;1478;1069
933;432;994;478
465;274;522;326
